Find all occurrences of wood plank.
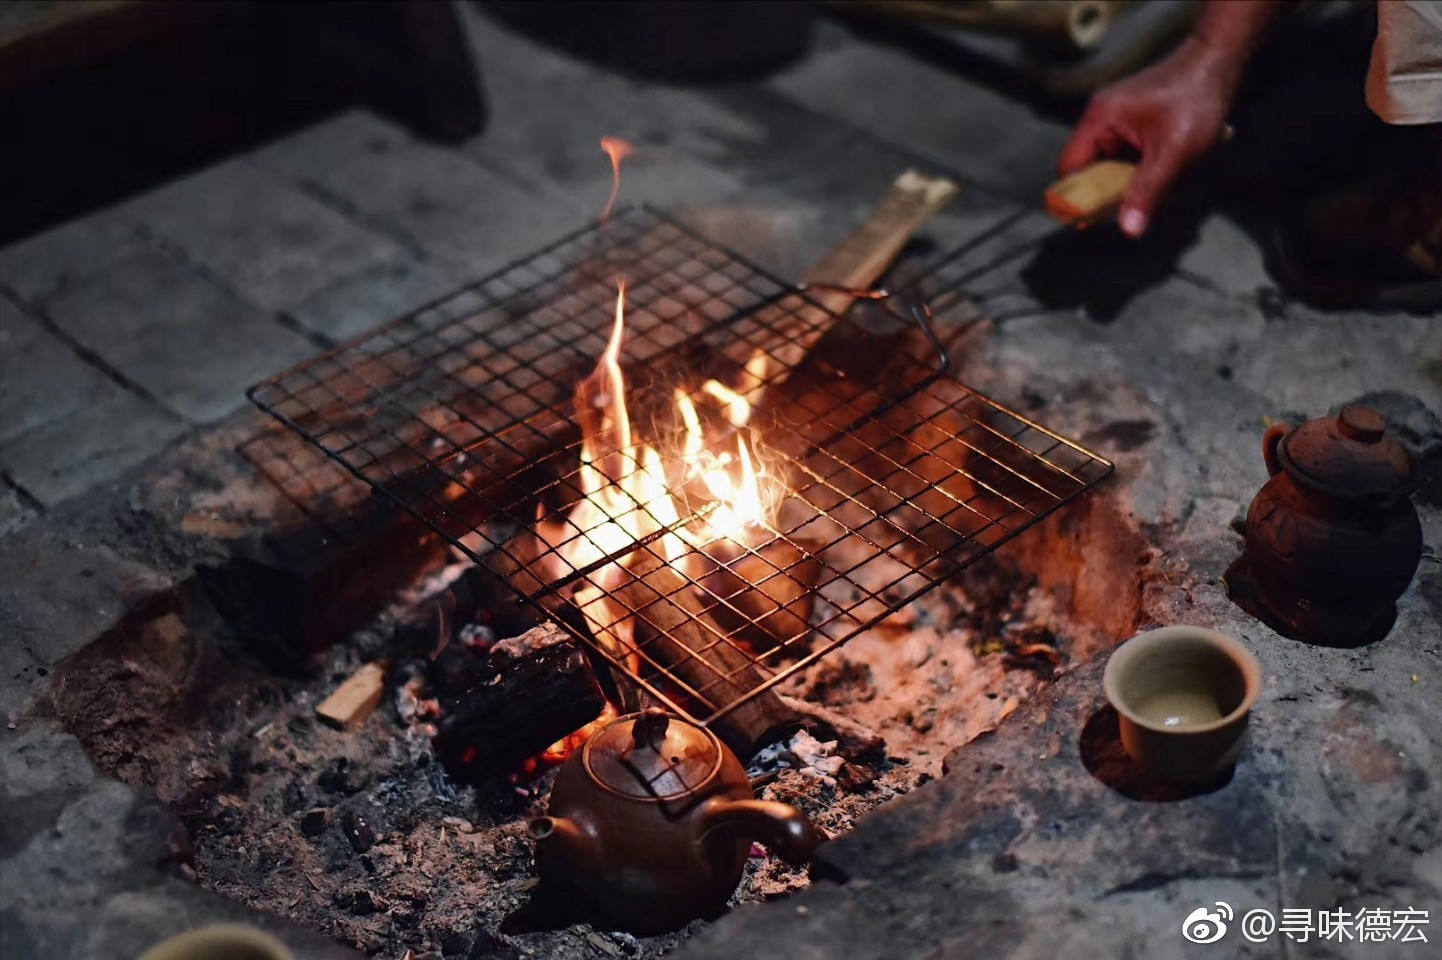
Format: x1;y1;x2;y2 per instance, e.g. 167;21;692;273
316;662;387;730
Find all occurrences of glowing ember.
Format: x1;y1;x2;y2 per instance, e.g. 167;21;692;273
541;701;620;764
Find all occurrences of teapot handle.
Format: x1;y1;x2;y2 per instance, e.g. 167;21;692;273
1262;422;1292;478
699;798;821;866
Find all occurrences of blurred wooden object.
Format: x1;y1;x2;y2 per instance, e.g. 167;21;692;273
831;0;1128;51
831;0;1203;97
1044;160;1136;226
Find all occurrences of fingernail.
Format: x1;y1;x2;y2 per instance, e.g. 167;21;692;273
1119;208;1148;237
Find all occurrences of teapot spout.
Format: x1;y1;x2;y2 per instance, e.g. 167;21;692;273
700;798;821;866
528;815;589;859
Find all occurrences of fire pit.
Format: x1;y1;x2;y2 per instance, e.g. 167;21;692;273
248;205;1112;750
160;195;1103;947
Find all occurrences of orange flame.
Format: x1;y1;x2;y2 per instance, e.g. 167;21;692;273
599;137;635;222
536;285;775;595
522;139;773;768
539;701;619;765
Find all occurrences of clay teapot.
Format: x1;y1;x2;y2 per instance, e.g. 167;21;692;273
525;708;820;934
1235;405;1421;645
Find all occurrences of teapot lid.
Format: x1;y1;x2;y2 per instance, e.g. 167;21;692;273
1278;405;1415;500
583;709;723;800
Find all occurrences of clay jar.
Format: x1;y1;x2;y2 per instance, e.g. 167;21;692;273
527;709;819;934
1239;405;1421;645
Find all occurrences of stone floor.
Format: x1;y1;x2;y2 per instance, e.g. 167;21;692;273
2;4;1440;959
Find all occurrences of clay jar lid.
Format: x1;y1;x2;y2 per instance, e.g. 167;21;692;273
584;709;722;800
1278;405;1415;501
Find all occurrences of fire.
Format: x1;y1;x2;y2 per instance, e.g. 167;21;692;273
539;701;620;765
599;137;635;222
537;284;775;591
514;135;775;771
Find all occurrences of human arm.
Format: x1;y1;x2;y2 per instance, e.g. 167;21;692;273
1057;0;1285;237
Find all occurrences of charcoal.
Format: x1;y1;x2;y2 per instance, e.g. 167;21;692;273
281;780;309;814
435;623;605;783
318;757;366;795
396;564;544;660
335;888;378;915
837;762;879;794
443;926;511;960
342;810;376;853
300;809;328;837
428;642;498;702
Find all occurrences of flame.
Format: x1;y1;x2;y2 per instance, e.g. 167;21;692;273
536;285;774;591
599;137;635;222
539;701;620;765
518;139;773;770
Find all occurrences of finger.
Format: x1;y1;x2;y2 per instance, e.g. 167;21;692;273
1117;142;1189;237
1057;103;1125;174
1057;123;1102;176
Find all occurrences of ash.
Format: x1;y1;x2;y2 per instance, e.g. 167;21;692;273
184;555;1068;959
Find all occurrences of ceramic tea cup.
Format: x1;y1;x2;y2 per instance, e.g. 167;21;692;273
1103;626;1262;783
138;924;294;960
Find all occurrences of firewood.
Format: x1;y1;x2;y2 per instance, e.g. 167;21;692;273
612;549;799;756
568;584;652;713
744;170;958;403
485;535;559;605
316;662;388;730
699;539;820;653
435;622;606;781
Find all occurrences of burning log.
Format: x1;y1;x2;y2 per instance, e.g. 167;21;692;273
568;584;656;713
699;538;820;653
435;622;606;782
611;548;799;756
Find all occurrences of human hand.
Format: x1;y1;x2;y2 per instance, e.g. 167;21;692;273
1058;36;1242;237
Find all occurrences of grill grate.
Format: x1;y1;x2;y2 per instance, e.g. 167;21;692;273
249;206;1112;729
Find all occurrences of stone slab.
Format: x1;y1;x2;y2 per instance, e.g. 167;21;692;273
1177;213;1273;298
0;297;118;444
0;212;144;306
41;243;314;424
254;114;578;278
0;723;361;960
680;571;1442;960
286;256;465;344
0;391;186;508
460;9;754;212
769;22;1072;202
123;159;412;312
0;481;37;537
0;522;173;718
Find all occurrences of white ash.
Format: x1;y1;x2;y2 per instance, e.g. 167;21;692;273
398;559;472;607
459;621;496;652
748;730;845;784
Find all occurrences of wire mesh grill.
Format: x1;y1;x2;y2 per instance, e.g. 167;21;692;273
249;206;1112;729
